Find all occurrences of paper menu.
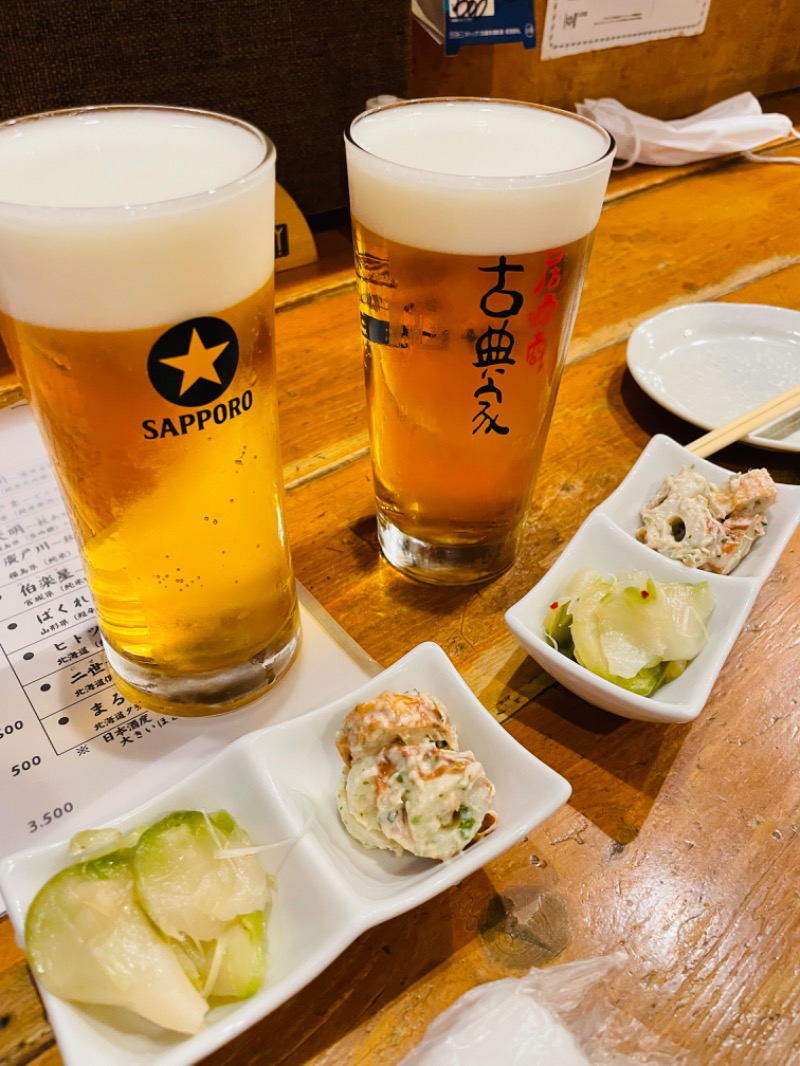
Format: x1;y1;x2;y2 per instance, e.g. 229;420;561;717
0;401;377;914
541;0;711;59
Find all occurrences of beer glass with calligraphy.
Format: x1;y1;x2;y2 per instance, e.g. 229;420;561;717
346;98;614;584
0;106;299;715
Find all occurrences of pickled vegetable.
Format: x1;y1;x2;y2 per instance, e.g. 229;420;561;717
24;809;271;1034
178;910;266;1001
134;810;269;942
25;849;208;1034
544;569;713;696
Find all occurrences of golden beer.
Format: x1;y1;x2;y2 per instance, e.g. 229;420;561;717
355;223;595;546
0;337;15;391
0;107;299;715
346;99;614;584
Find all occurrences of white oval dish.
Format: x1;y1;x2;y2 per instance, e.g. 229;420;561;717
0;641;570;1066
627;303;800;452
505;435;800;723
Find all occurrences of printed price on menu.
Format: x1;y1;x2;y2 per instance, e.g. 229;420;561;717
0;408;168;853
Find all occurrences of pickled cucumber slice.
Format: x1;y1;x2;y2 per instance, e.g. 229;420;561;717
67;826;142;861
560;570;614;678
207;911;266;1000
178;911;267;1001
133;810;270;942
543;600;574;654
595;577;712;677
544;569;714;696
24;849;208;1034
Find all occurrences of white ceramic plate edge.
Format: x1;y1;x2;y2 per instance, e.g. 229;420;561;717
0;640;572;1066
627;302;800;453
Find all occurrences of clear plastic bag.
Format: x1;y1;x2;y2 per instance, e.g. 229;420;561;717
399;954;696;1065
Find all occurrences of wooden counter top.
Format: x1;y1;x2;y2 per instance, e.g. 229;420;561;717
1;133;799;1066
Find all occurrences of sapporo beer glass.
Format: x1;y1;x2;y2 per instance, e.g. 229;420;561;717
0;106;300;715
346;98;614;584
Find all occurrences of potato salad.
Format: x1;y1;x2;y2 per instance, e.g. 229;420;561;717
637;466;777;574
336;691;497;862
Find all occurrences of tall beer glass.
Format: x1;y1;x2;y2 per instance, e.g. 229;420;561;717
0;106;299;715
346;98;614;584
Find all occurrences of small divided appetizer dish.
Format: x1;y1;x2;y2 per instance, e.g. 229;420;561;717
0;642;570;1066
506;435;800;724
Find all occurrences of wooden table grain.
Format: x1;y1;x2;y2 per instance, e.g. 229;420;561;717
1;134;799;1066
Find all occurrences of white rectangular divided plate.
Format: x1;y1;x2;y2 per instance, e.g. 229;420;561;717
0;641;571;1066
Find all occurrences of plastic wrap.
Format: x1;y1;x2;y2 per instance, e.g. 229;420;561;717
399;954;695;1065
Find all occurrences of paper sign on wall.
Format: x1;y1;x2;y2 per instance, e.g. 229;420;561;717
541;0;711;60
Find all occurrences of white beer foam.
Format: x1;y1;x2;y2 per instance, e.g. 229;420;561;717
0;108;274;331
346;100;613;255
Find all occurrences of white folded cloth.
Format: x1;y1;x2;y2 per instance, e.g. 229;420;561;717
576;92;799;168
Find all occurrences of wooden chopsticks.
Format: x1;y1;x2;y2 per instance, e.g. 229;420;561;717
686;382;800;458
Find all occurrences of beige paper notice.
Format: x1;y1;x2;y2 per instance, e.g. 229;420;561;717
541;0;711;59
